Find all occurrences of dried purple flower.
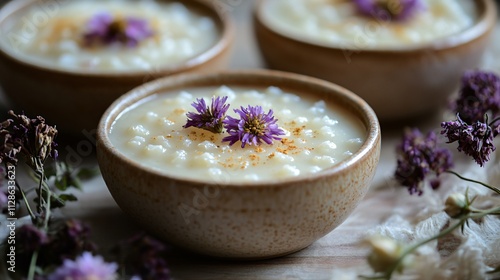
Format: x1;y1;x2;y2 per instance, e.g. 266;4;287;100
0;111;58;167
183;96;230;134
395;128;453;195
17;224;49;253
222;105;285;148
353;0;424;21
83;12;154;47
451;70;500;124
441;114;498;167
41;219;97;267
113;232;170;280
47;252;118;280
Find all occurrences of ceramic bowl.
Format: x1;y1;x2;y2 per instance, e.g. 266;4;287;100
254;0;496;122
96;70;381;259
0;0;233;137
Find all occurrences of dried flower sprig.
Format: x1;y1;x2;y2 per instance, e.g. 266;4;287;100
373;69;500;279
353;0;424;21
223;105;285;148
183;96;230;134
83;12;154;47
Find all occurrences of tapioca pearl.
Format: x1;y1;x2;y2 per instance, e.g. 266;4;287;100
198;141;218;151
177;39;194;56
127;136;146;148
321;115;339;126
207;167;223;180
182;138;193;148
313;155;336;168
110;57;125;69
171;150;188;165
318;141;337;153
58;54;77;68
345;138;364;150
294;117;308;124
243;173;260;181
319;126;335;138
308;166;323;173
142;144;167;157
214;86;236;99
129;125;150;137
140;112;159;123
59;40;78;53
302;129;314;138
280;109;292;116
191;152;217;167
277;164;300;177
269;152;294;164
310;101;326;114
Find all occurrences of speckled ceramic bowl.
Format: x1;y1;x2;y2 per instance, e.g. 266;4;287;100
96;70;381;259
0;0;233;137
254;0;496;122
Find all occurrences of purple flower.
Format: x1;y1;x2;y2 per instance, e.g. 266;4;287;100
48;252;118;280
451;70;500;124
353;0;424;21
113;232;170;280
83;12;154;47
395;128;453;195
183;96;230;134
17;224;48;253
222;105;285;148
441;114;498;167
0;111;58;167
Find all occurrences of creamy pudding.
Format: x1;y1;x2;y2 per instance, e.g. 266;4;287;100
260;0;476;49
0;0;219;72
109;86;366;182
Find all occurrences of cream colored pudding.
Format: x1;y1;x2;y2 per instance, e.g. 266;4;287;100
0;0;219;72
109;86;365;182
261;0;476;49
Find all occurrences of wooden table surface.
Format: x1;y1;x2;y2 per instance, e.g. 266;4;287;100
4;1;500;279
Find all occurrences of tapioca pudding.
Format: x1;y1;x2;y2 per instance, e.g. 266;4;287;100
0;0;220;72
109;86;366;182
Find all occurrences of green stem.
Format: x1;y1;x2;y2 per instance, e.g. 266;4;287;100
16;181;35;222
445;170;500;195
27;250;39;280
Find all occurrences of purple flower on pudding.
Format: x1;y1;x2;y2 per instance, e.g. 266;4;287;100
395;128;453;195
48;252;118;280
353;0;424;21
441;114;499;167
451;70;500;124
184;96;230;134
83;12;154;47
222;105;285;148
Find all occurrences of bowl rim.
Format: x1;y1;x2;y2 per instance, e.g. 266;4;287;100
254;0;497;53
0;0;234;77
97;69;381;188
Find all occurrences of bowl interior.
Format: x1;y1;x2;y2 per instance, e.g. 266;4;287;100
98;70;380;186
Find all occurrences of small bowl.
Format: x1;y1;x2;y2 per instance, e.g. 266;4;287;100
0;0;233;137
254;0;496;122
96;70;381;259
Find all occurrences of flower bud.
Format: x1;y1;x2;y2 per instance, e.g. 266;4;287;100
444;193;469;219
366;235;405;273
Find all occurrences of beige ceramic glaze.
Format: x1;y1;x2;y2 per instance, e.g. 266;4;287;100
0;0;233;137
96;70;381;259
254;0;496;122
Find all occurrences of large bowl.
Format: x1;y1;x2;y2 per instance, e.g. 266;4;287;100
96;70;381;259
254;0;496;122
0;0;233;137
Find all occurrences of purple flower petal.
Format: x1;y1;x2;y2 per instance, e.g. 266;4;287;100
184;96;230;134
441;114;496;167
395;128;453;195
48;252;118;280
353;0;424;21
223;105;285;148
83;12;154;47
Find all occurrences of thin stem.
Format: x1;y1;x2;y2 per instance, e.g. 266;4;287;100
445;170;500;195
16;181;35;221
27;250;39;280
488;116;500;127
